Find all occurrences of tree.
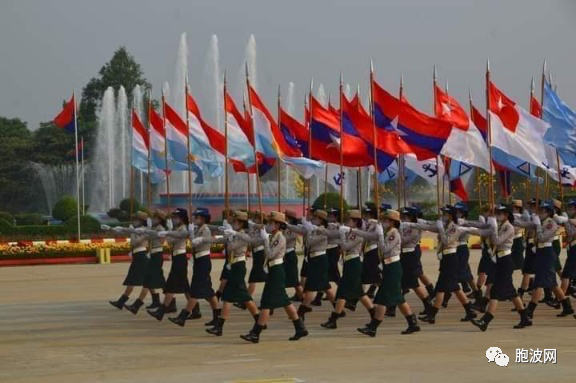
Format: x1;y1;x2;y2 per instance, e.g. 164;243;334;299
0;117;43;213
52;195;78;221
80;47;151;124
313;192;349;211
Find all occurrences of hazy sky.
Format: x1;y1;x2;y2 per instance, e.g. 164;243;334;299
2;0;576;130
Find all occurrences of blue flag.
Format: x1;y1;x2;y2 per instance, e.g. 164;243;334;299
543;81;576;152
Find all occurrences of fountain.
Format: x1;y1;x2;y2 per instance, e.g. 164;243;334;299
31;163;76;214
116;86;129;200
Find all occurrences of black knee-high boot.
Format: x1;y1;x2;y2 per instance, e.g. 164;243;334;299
289;318;309;341
206;317;225;336
205;308;221;326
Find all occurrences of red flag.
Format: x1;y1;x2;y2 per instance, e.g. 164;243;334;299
53;94;76;134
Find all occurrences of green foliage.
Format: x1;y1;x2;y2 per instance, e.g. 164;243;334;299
119;198;141;214
14;213;43;225
52;196;78;221
80;47;151;124
30;123;76;165
0;117;43;213
107;208;129;222
10;225;68;238
0;218;15;235
0;212;14;224
65;215;102;234
312;192;349;211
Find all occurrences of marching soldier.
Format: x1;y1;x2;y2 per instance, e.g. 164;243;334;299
214;209;234;301
284;210;304;301
454;202;481;301
106;211;151;310
357;209;420;337
285;207;317;301
321;210;375;329
206;211;262;336
124;209;168;314
240;212;308;343
246;212;268;305
147;208;190;320
468;204;529;331
516;199;539;299
510;200;526;272
297;209;336;321
515;201;575;325
555;199;576;296
406;206;477;324
168;208;220;327
360;205;382;299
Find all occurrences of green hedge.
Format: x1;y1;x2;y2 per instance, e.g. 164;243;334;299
0;215;103;240
0;212;14;224
52;196;78;221
312;192;350;211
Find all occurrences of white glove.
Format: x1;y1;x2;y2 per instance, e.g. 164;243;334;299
188;223;195;233
248;220;255;229
157;231;168;238
490;255;497;264
191;237;203;245
135;227;147;234
487;217;498;230
378;263;383;271
100;224;111;231
368;219;379;225
222;219;232;231
263;264;269;274
301;217;308;225
128;224;134;229
223;229;238;237
457;218;467;226
259;228;268;241
375;223;384;236
113;226;124;233
147;218;152;227
417;218;427;224
554;215;569;225
436;253;443;261
339;226;351;234
166;219;173;230
532;215;541;226
478;215;486;224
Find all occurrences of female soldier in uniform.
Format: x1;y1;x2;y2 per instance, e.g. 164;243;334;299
214;209;234;300
357;209;420;337
284;210;304;301
286;207;317;302
106;211;150;310
325;208;342;292
246;212;268;303
468;205;529;331
360;204;383;298
240;212;309;343
555;199;576;296
124;209;168;314
297;209;336;321
515;201;575;326
206;211;262;336
510;200;526;272
168;208;221;327
147;208;190;320
405;206;477;324
516;199;538;299
454;203;481;300
321;210;375;329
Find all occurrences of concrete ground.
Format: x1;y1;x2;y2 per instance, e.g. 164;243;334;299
1;250;575;383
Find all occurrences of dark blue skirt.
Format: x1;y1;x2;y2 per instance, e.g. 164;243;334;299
561;244;576;279
400;250;420;289
491;254;518;301
326;246;341;283
436;253;461;293
164;253;189;294
534;246;558;289
123;251;149;286
522;242;537;274
456;245;473;282
189;255;215;299
511;237;525;270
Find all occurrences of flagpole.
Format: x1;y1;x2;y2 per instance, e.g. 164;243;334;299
243;93;251;213
162;90;171;213
356;84;363;209
485;60;496;209
323;92;332;210
146;90;152;212
469;88;483;207
223;72;231;218
433;67;442;210
246;64;264;215
72;89;81;239
370;60;380;217
444;81;454;205
130;104;135;221
276;86;282;212
303;94;308;214
398;75;405;208
81;136;85;215
338;73;345;222
307;79;314;210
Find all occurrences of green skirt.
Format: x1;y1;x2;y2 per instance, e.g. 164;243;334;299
221;261;253;303
284;250;300;287
304;254;331;292
374;261;405;306
260;264;291;309
336;257;365;301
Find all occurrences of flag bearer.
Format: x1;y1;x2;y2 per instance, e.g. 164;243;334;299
246;211;268;302
540;198;566;307
214;209;234;300
124;209;168;314
285;207;316;301
321;210;375;329
206;211;262;336
240;212;308;343
311;208;341;306
516;199;539;299
514;201;575;327
360;204;384;298
405;206;478;324
555;199;576;296
106;211;151;310
454;203;481;300
168;207;220;327
284;210;304;301
297;209;336;321
357;209;420;337
147;208;190;320
469;205;529;331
